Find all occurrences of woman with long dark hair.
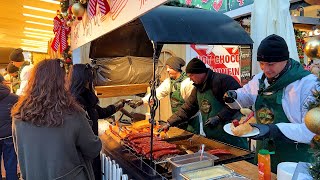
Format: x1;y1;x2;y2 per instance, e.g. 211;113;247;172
12;59;101;180
68;64;126;179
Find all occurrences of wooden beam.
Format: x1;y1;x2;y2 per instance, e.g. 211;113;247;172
95;84;149;98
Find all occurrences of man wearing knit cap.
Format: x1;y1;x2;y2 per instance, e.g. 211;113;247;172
160;57;248;149
128;56;201;132
9;48;33;95
224;34;319;172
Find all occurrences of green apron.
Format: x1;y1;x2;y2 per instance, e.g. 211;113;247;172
254;60;312;172
197;89;248;149
170;72;200;132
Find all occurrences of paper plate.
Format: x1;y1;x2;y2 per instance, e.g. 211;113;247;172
223;123;259;137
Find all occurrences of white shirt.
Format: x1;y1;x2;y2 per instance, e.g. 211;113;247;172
230;72;318;144
16;64;33;96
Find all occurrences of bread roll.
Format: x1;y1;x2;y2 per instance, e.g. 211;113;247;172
132;119;150;130
231;116;256;136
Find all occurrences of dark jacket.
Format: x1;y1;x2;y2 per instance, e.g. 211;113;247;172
76;89;117;135
0;83;18;138
168;69;241;125
13;110;102;180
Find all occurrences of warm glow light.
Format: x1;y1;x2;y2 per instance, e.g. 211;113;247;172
21;46;48;53
25;27;53;34
21;42;48;47
25;34;51;40
24;31;53;37
40;0;60;4
26;21;53;27
21;40;49;46
23;13;53;21
23;5;56;14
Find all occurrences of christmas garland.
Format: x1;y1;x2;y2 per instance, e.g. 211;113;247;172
294;29;306;64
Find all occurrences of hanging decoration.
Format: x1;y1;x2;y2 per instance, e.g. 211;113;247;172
72;2;86;20
294;29;306;63
51;16;71;53
305;83;320;179
304;36;320;60
87;0;110;18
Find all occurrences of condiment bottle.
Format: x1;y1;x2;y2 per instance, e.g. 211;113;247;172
258;149;274;180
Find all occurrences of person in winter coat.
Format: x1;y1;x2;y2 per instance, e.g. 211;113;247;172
128;56;202;134
68;63;126;180
0;74;18;180
160;58;248;149
224;34;319;172
9;48;33;95
11;59;101;180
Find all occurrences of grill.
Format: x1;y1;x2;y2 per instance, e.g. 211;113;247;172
101;127;254;179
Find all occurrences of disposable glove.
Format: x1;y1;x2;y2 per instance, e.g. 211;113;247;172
114;99;126;111
127;99;143;109
158;122;170;133
204;116;221;127
250;123;294;143
223;90;237;103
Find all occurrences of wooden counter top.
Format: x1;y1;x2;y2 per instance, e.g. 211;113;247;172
225;160;277;180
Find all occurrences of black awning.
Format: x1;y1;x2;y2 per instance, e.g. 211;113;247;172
90;6;253;58
140;6;253;45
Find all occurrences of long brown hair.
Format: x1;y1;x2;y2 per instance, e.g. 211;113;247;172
11;59;82;127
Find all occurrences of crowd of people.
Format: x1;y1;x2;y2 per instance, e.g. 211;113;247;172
0;34;319;179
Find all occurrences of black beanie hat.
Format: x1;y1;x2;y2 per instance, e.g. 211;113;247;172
186;58;208;74
257;34;289;62
7;63;19;73
165;56;186;72
9;48;24;62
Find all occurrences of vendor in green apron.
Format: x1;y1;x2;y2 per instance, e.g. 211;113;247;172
129;56;202;134
224;34;318;172
161;58;248;149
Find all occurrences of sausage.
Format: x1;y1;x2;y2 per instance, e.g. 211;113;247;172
207;149;232;155
141;143;177;155
153;149;181;160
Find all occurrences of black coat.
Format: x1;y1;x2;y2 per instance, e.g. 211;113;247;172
168;69;241;125
76;89;117;135
0;83;18;138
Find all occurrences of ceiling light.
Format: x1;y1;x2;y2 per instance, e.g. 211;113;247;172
21;46;48;53
25;27;53;34
24;31;53;37
25;34;51;40
40;0;60;4
23;13;53;21
26;21;53;27
23;5;56;14
21;42;48;47
21;40;49;45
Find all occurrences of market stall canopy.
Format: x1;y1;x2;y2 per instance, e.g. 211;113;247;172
90;6;253;58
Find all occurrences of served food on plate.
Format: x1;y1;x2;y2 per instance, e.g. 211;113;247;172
230;108;256;136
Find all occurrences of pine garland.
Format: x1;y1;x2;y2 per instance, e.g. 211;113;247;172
294;29;306;64
308;81;320;179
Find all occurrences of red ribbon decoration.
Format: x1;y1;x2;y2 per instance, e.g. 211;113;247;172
51;16;71;53
87;0;110;18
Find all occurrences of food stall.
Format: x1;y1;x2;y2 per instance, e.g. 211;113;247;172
72;4;277;180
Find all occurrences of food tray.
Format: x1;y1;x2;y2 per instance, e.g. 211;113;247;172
180;165;248;180
167;152;219;180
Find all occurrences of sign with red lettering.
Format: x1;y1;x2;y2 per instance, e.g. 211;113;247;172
187;44;241;83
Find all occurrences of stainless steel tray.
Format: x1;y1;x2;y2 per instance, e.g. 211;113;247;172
167;152;219;180
180;165;248;180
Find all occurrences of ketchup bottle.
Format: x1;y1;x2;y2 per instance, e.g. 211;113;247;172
258;149;274;180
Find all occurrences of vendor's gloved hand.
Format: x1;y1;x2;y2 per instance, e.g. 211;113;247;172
204;116;221;127
114;99;126;111
127;99;143;109
158;122;170;133
250;123;294;143
223;90;237;103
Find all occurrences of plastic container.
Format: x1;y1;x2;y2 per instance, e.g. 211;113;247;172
258;149;273;180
